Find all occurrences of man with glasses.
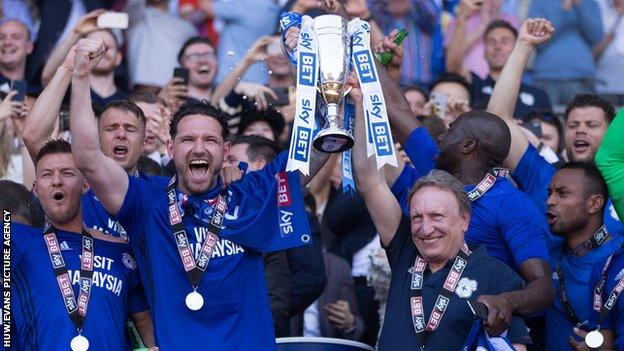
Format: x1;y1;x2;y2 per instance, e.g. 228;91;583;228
159;37;218;108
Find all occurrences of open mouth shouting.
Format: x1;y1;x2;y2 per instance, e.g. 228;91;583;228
546;210;558;226
198;65;211;75
188;159;210;181
51;190;66;204
112;144;129;160
572;138;591;155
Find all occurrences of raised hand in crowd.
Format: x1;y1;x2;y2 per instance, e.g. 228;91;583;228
487;17;554;172
73;9;106;37
0;91;23;123
210;36;277;108
234;82;277;111
144;105;171;156
41;9;106;85
73;38;107;78
158;77;188;110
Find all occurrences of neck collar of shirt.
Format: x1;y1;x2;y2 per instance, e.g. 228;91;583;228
177;176;223;203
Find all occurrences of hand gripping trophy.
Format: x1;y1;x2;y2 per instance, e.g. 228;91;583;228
280;11;397;179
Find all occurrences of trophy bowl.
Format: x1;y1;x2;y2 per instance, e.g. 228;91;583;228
312;15;354;153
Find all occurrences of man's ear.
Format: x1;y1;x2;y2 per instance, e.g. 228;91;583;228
460;139;477;155
586;194;605;216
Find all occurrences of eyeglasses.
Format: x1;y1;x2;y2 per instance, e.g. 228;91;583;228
184;52;216;63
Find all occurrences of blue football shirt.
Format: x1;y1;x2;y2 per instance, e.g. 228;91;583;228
513;144;624;237
83;172;169;238
395;129;550;269
588;245;624;351
546;236;624;351
10;222;148;351
113;151;310;350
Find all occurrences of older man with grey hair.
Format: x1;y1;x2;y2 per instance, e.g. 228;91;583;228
349;81;531;350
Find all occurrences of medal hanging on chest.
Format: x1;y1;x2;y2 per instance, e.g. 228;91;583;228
43;224;94;351
587;245;624;348
167;176;227;311
409;242;472;350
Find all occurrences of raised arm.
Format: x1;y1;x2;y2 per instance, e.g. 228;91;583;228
486;18;554;172
23;52;74;160
350;76;401;246
70;39;128;215
376;58;419;145
41;10;104;86
445;0;480;82
209;36;277;107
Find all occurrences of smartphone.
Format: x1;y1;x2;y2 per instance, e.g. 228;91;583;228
10;80;27;102
467;300;489;320
430;92;447;121
267;39;282;56
97;12;129;29
522;120;543;138
266;87;290;106
173;68;190;85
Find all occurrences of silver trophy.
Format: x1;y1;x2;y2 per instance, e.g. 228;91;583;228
312;15;354;153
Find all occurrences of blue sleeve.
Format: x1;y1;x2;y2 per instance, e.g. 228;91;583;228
403;126;439;176
497;193;549;268
390;164;422;216
512;144;556;214
127;269;149;314
225;151;311;252
9;222;39;266
114;175;160;241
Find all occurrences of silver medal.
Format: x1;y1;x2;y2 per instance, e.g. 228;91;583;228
70;334;90;351
585;330;604;349
185;291;204;311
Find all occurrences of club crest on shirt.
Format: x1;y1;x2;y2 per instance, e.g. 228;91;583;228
455;277;478;299
122;253;137;270
552;271;559;280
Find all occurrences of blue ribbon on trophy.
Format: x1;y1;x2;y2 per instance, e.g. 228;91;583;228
342;100;355;195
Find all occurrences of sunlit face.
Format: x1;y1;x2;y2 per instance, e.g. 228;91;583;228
86;30;121;74
564;107;608;162
136;101;164;155
540;121;560;153
98;108;145;174
243;121;275;141
34;153;88;224
430;82;471;127
0;20;32;69
181;43;217;89
547;169;593;236
167;114;229;195
409;186;469;266
405;89;428;117
484;27;515;72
